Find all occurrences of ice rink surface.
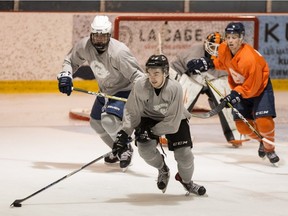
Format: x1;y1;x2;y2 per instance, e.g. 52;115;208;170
1;92;288;216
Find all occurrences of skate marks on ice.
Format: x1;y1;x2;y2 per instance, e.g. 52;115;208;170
194;141;288;174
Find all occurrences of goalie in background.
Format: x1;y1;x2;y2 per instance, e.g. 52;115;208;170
170;32;248;147
112;54;206;196
57;15;144;170
186;22;279;165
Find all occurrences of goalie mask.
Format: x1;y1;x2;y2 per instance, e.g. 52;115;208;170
90;15;112;52
225;22;245;39
145;54;169;89
204;32;224;59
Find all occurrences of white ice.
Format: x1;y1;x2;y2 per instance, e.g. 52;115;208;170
1;93;288;216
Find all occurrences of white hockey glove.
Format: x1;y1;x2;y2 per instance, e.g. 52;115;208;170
186;57;214;76
57;71;73;96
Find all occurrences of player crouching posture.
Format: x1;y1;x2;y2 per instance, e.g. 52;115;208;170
112;54;206;195
186;22;280;165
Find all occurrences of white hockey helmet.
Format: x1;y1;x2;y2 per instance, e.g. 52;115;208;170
91;15;112;34
204;32;224;59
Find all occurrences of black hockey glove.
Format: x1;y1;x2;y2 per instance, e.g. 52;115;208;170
113;130;131;156
57;71;73;96
186;57;214;76
221;90;242;108
134;127;159;143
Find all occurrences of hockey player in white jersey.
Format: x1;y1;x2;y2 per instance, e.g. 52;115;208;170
57;15;144;169
170;32;248;147
112;54;206;195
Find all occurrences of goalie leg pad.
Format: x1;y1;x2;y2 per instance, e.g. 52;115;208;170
179;74;203;112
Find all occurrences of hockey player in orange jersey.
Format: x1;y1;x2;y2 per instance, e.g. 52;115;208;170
170;32;249;147
185;22;280;165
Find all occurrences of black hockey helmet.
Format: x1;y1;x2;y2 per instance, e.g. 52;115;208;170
225;22;245;38
204;32;224;59
145;54;169;75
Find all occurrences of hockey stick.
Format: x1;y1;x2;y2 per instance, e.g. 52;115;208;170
190;99;227;119
10;150;113;208
72;87;128;102
204;77;276;146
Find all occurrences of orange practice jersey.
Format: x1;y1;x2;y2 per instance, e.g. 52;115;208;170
213;43;270;98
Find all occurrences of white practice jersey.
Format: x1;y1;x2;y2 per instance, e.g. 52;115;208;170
122;76;190;136
170;43;227;85
62;37;144;95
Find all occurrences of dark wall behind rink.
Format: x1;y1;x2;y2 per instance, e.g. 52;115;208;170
1;0;288;13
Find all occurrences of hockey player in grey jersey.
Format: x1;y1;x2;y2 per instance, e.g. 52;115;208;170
112;54;206;195
170;32;248;147
57;15;144;169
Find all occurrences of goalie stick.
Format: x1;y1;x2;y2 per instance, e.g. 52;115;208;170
73;87;128;102
191;99;227;119
10;150;113;208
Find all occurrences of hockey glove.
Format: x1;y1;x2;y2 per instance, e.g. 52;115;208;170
57;71;73;96
221;90;242;108
113;130;131;156
134;127;159;143
186;57;214;75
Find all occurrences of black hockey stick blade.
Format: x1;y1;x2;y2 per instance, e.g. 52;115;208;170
10;199;23;208
191;99;227;119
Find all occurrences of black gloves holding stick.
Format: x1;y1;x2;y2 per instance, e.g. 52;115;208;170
112;130;131;158
221;90;242;108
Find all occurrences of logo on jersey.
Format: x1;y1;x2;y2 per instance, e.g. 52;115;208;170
153;103;168;115
229;68;245;84
91;60;110;79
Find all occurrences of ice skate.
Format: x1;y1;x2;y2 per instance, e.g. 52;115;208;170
266;151;280;167
157;160;170;193
175;172;206;196
104;152;119;164
119;144;133;172
258;141;266;159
